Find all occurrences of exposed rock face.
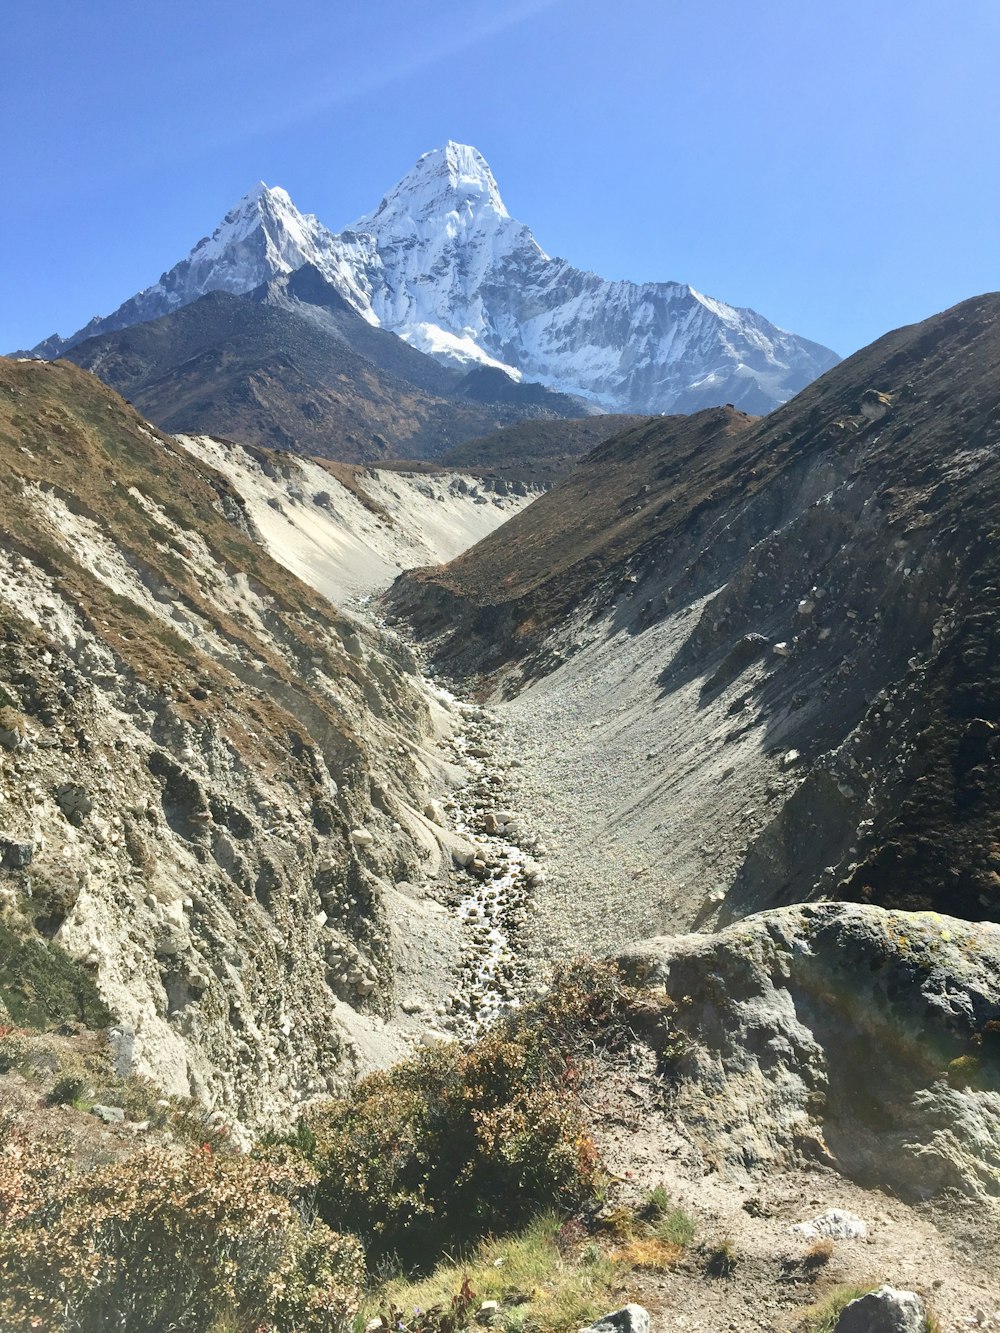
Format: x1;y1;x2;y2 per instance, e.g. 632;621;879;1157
174;434;541;606
619;904;1000;1200
0;358;476;1128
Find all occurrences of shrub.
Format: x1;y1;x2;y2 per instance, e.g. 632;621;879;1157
309;960;660;1267
369;1212;622;1333
641;1183;670;1219
45;1073;91;1107
704;1238;737;1278
0;1128;364;1332
802;1238;835;1269
0;918;112;1029
653;1206;695;1249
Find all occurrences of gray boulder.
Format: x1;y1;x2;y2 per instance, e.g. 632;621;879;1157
0;840;34;869
833;1285;926;1332
618;903;1000;1201
92;1104;126;1124
792;1208;867;1240
55;783;93;821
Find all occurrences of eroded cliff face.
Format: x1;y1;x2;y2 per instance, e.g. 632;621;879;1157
0;359;482;1128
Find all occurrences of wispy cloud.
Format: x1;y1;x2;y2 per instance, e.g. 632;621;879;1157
212;0;564;147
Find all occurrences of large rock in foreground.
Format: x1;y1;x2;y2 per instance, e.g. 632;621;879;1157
619;903;1000;1199
834;1287;927;1333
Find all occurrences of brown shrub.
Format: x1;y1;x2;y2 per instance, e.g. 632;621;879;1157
0;1120;362;1332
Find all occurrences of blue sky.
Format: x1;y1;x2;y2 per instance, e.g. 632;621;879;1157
3;0;998;356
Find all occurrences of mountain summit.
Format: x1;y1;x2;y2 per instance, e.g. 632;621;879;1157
29;144;838;412
360;141;513;226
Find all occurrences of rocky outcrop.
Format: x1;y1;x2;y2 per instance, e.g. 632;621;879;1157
834;1287;927;1333
579;1306;650;1333
619;904;1000;1200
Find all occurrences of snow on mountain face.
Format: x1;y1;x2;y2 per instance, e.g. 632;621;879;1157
338;142;837;412
344;142;545;366
33;184;375;357
32;142;839;412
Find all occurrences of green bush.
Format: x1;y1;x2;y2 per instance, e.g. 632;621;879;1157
0;919;112;1030
45;1073;91;1107
308;959;669;1268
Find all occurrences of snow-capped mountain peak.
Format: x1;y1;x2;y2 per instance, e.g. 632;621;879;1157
344;143;548;375
28;142;839;412
358;142;510;233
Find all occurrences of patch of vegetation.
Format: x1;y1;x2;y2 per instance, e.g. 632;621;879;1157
0;1128;363;1333
802;1238;835;1270
652;1206;696;1250
704;1238;737;1278
307;958;665;1268
946;1050;1000;1091
0;919;113;1030
45;1074;91;1109
366;1213;622;1333
795;1284;879;1332
0;959;683;1328
638;1183;695;1249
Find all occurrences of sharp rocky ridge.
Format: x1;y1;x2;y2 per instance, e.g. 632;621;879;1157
30;142;839;414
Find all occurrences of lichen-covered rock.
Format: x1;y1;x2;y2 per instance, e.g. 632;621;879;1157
791;1209;867;1240
619;903;1000;1200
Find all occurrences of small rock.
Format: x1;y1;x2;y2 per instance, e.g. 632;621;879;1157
423;800;446;826
833;1285;925;1333
580;1305;650;1333
478;1301;500;1324
1;840;34;870
792;1209;867;1241
350;828;374;848
774;641;792;657
92;1104;125;1124
55;783;93;821
400;996;424;1014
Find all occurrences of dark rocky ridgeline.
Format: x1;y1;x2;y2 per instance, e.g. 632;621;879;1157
0;358;447;1128
386;293;1000;923
62;267;595;464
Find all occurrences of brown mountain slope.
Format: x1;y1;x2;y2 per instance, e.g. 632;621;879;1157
387;293;1000;923
437;413;652;484
386;404;758;665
